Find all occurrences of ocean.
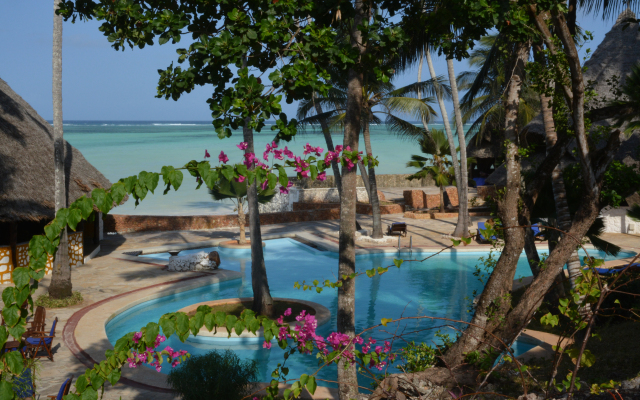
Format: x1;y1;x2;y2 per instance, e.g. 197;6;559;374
63;121;464;216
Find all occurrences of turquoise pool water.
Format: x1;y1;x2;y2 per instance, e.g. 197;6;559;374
106;239;634;386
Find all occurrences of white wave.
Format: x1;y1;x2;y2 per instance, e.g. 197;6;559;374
152;123;202;126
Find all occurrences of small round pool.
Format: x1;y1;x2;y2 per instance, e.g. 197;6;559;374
106;239;634;387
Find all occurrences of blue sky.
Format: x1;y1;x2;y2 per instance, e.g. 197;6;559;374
0;3;621;122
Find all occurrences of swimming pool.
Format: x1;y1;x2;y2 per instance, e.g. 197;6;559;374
106;239;633;386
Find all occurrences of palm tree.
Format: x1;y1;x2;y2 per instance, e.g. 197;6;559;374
297;76;447;238
209;176;275;245
406;129;454;213
459;35;540;146
49;0;72;299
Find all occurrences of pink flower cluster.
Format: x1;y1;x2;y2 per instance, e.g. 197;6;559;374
127;333;187;372
303;143;324;156
294;156;310;178
279;180;294;194
261;309;393;371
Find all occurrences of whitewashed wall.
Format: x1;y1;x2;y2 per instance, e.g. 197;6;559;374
600;206;640;234
258;187;370;213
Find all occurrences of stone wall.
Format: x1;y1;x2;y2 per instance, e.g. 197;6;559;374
289;173;435;189
104;209;341;234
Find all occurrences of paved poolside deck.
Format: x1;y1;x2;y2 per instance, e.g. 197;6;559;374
1;215;637;399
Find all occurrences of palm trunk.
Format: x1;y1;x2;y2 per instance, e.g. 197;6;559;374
417;48;430;133
439;184;444;213
244;118;274;318
443;42;530;366
425;51;465;235
358;162;371;198
237;199;247;245
337;1;365;397
49;0;72;299
362;117;383;238
447;58;470;237
312;93;342;196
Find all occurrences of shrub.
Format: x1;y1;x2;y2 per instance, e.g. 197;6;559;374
35;291;83;308
167;350;258;400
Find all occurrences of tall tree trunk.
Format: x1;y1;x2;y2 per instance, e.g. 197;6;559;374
447;58;470;237
237;199;247;245
337;1;365;398
49;0;72;299
439;184;445;213
540;90;579;303
426;50;465;236
362;117;383;238
244;122;274;317
312;93;342;197
443;42;530;366
417;47;430;133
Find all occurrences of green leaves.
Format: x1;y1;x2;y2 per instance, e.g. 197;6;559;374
5;351;23;374
381;318;393;326
161;166;184;191
91;188;113;214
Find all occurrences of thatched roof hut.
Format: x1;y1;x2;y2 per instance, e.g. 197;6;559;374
488;9;640;185
0;77;113;223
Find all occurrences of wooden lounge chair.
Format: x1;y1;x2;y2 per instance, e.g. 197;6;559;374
476;222;498;243
48;376;73;400
386;222;407;237
24;317;58;361
26;306;46;334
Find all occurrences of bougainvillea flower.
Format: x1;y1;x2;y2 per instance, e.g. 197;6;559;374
237;142;248;150
204;149;211;158
218;151;229;163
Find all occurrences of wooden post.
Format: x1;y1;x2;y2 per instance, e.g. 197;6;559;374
9;222;17;269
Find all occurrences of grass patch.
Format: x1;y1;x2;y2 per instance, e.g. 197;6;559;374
188;300;315;323
35;291;83;308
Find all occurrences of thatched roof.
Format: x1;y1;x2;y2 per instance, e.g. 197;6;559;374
519;9;640;168
467;138;501;158
487;9;640;186
0;77;114;222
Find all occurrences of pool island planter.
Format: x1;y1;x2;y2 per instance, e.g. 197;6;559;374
178;297;331;340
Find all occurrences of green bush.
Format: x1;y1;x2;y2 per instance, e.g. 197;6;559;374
167;350;258;400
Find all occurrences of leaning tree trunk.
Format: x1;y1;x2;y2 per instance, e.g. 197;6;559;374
540;90;580;304
426;50;464;236
337;1;366;398
362;116;383;238
49;0;72;299
447;58;470;237
312;93;342;197
442;42;530;367
244;122;274;317
237;199;247;245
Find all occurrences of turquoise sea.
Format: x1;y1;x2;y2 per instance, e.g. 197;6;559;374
64;121;465;216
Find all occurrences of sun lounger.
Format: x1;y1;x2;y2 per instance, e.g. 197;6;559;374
473;177;486;187
386;222;407;237
585;263;640;275
531;224;546;241
476;222;497;243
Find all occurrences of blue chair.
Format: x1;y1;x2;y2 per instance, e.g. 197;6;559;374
531;223;546;240
477;222;498;243
13;367;34;399
47;376;73;400
473;177;486;187
24;317;57;361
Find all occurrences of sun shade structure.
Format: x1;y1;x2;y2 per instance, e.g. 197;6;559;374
0;77;120;282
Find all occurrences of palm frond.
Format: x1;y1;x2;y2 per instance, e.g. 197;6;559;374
386;114;427;140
